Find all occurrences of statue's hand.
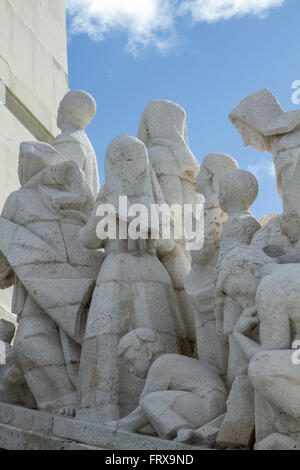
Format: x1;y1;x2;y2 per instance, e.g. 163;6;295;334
235;307;259;335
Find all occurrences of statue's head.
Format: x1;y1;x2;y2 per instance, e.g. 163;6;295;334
57;90;96;131
232;119;271;153
138;99;187;147
196;153;239;208
216;246;277;308
219;169;258;214
118;328;164;379
106;135;148;180
0;319;15;344
18;142;65;185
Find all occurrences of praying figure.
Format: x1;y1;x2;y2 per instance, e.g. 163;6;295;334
54;89;100;199
78;135;181;424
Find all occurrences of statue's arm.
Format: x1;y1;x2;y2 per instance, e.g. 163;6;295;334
80;188;106;250
233;307;263;362
140;357;171;401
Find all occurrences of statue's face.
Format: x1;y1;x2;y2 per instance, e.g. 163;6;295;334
196;166;213;197
223;264;261;308
235;120;267;153
123;346;151;379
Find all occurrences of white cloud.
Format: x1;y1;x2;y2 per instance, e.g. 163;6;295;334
179;0;286;22
66;0;177;56
247;159;276;179
66;0;286;55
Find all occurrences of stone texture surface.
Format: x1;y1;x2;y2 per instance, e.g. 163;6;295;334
2;87;300;451
0;0;68;324
0;402;206;450
216;376;255;449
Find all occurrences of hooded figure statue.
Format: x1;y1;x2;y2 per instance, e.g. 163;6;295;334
78;135;181;424
0;142;103;414
230;88;300;215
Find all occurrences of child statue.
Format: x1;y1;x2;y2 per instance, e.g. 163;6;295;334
216;169;260;384
54;90;100;199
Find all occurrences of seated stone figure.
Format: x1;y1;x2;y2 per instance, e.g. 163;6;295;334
54;90;100;199
185;153;238;373
219;246;300;448
0;320;35;408
0;142;102;414
78;135;181;423
107;328;228;441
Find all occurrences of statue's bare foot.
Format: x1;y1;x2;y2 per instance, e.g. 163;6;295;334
52;406;76;418
175;429;195;445
106;419;138;433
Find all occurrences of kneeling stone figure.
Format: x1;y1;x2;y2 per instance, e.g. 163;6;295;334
109;328;228;441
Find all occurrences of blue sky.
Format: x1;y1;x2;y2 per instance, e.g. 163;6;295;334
66;0;300;218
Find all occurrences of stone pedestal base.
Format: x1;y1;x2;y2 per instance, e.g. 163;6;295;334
0;402;205;451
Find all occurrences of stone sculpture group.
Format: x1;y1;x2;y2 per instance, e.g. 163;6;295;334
1;88;300;450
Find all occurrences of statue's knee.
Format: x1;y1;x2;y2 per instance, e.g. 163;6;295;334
140;391;162;413
248;352;272;387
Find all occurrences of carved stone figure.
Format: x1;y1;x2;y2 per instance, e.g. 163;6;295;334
230;88;300;215
0;142;102;414
54;90;100;199
108;328;227;441
215;169;260;385
0;319;35;408
185;153;238;372
138;100;200;352
231;255;300;447
216;246;278;448
78;135;181;423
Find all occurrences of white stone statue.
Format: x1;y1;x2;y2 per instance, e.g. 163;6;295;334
54;90;100;199
78;135;181;424
225;249;300;448
216;246;278;448
185;153;239;372
107;328;228;441
0;142;103;414
215;169;260;385
0;319;35;408
138;99;201;352
229;88;300;215
138;99;200;209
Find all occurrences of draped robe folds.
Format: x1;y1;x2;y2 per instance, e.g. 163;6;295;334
0;160;103;410
78;139;181;423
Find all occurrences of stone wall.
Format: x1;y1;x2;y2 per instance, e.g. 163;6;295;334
0;0;69;322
